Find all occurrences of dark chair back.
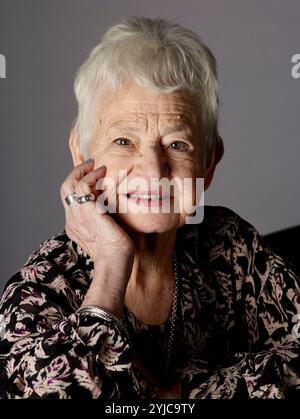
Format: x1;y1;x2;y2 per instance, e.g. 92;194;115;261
263;225;300;275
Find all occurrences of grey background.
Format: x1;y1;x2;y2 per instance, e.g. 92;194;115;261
0;0;299;293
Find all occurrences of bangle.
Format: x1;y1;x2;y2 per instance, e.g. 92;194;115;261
76;305;128;339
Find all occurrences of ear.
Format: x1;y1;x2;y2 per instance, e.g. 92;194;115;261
204;135;224;191
69;125;85;167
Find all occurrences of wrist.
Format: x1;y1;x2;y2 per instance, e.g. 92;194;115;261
76;305;126;336
82;264;129;318
81;294;124;319
94;255;133;277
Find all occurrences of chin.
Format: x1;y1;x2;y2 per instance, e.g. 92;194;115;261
115;212;182;234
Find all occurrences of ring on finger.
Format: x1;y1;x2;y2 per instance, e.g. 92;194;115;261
65;192;78;206
77;193;96;204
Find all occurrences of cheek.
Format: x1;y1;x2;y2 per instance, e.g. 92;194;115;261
173;158;203;179
175;164;204;219
94;160;131;199
92;151;130;173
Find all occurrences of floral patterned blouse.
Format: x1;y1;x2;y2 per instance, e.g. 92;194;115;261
0;206;299;399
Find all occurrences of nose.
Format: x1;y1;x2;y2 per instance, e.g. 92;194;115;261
134;145;170;179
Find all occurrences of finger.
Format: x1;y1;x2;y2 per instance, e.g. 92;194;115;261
71;166;108;227
74;165;107;216
60;159;95;210
61;162;106;247
61;159;95;197
75;165;107;197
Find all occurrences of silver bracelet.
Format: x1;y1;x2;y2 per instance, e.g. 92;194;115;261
76;305;127;338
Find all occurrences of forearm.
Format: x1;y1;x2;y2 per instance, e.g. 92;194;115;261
81;259;132;319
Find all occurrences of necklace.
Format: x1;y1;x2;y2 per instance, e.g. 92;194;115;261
165;250;179;372
122;249;180;384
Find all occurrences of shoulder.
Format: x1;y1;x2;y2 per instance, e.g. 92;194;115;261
200;205;257;238
194;207;295;296
178;205;274;279
23;229;72;265
181;205;261;253
23;229;92;271
201;205;271;265
1;230;92;310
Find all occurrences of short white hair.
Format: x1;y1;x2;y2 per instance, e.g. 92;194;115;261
74;16;219;164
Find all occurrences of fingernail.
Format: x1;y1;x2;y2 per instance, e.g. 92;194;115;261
84;158;94;164
96;164;106;170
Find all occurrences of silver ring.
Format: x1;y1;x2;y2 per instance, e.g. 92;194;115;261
77;193;96;204
65;193;78;206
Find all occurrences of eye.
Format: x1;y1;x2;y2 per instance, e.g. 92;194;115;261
114;138;132;146
169;141;190;152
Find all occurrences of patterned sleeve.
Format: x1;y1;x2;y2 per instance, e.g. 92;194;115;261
182;214;300;399
0;253;133;399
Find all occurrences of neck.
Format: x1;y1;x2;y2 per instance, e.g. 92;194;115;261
127;228;177;291
123;227;178;324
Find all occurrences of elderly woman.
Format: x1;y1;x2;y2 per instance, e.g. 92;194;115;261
0;17;299;399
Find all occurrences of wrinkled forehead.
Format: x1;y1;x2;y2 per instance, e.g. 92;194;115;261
97;86;199;129
100;110;197;131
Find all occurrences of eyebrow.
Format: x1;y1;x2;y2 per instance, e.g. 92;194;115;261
107;121;191;136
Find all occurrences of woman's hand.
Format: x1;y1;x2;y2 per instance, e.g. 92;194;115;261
60;158;134;262
60;158;135;317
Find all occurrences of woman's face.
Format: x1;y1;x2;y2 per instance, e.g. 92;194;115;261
89;81;205;233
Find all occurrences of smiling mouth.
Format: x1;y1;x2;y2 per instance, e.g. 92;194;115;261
119;193;175;208
127;193;160;199
125;193;173;200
